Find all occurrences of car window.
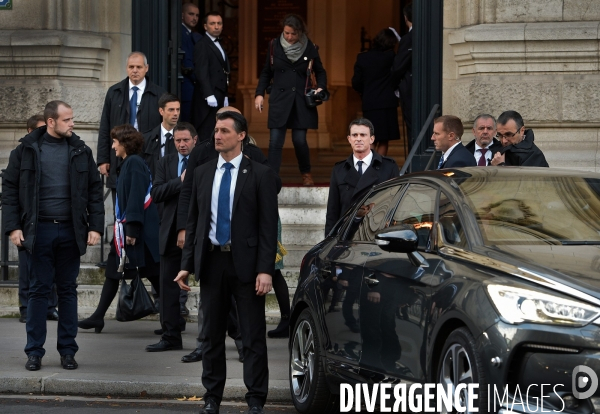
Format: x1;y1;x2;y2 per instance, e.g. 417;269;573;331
439;192;467;249
389;184;437;250
344;185;402;242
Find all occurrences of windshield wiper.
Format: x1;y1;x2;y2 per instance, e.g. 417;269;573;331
560;241;600;245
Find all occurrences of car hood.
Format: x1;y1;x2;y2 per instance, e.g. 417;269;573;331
481;245;600;302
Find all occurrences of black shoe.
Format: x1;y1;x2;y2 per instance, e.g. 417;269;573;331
181;347;202;363
96;260;107;269
145;340;182;352
46;309;59;321
247;406;264;414
154;328;163;335
25;355;42;371
237;347;244;363
60;354;78;370
267;314;290;338
78;318;104;333
180;304;189;316
200;398;220;414
19;313;26;323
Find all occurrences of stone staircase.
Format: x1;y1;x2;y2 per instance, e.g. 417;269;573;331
0;187;328;325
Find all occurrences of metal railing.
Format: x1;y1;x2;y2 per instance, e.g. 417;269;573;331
400;104;440;176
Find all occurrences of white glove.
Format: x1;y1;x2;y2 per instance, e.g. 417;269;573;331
394;90;400;98
389;27;401;42
224;97;229;107
206;95;218;107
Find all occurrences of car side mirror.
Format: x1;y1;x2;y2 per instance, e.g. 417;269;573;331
375;225;418;253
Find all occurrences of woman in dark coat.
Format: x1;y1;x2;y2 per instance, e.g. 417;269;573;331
352;28;400;156
255;14;327;186
78;124;160;333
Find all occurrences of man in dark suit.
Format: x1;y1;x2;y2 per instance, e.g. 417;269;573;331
432;115;477;169
393;3;413;142
325;118;399;235
180;3;203;123
191;11;230;140
142;93;179;180
465;113;502;166
175;111;278;414
97;52;166;195
145;123;196;352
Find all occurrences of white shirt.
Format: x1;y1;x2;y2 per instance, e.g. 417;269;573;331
353;151;373;174
205;32;226;61
182;22;191;34
128;78;146;130
474;142;492;165
441;141;461;164
160;124;174;157
209;152;243;245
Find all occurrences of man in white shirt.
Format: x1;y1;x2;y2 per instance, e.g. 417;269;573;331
465;114;501;166
142;93;180;180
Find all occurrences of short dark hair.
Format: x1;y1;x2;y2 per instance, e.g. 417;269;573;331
497;110;524;130
348;118;375;136
403;3;413;23
158;93;180;110
173;122;197;138
473;113;496;127
371;28;398;51
204;11;222;25
43;101;71;123
281;14;307;37
110;124;144;156
434;115;464;139
27;113;45;131
215;111;248;135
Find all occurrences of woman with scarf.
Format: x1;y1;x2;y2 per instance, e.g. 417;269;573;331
255;14;327;186
78;124;161;333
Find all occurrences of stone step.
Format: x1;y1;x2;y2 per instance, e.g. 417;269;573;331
281;224;324;246
279;246;311;268
277;186;329;205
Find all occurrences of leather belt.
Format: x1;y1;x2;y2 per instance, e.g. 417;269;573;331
39;218;71;224
209;244;231;252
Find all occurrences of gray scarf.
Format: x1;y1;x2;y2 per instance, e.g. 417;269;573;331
280;33;308;63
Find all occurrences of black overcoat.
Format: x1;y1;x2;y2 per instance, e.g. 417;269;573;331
501;129;549;167
97;77;166;188
352;49;400;111
116;154;160;267
255;38;327;130
150;153;181;256
325;151;399;235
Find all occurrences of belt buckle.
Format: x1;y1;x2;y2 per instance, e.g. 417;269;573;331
53;220;60;224
221;244;231;252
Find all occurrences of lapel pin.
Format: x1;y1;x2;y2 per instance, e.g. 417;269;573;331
242;169;247;174
304;57;307;60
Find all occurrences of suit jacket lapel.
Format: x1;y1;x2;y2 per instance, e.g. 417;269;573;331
232;156;250;214
168;154;178;180
206;35;226;65
342;155;360;190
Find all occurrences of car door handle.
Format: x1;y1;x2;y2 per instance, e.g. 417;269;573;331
364;274;379;286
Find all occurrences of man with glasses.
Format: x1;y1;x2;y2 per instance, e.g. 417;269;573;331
490;110;549;167
465;114;501;166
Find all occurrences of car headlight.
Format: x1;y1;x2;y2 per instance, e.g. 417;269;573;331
487;285;600;326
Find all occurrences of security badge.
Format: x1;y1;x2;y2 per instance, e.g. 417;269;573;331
242;169;247;174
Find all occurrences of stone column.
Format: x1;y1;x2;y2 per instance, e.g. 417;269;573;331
444;0;600;170
0;0;132;166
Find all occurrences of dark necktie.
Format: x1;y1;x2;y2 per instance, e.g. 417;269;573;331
214;37;221;42
216;163;234;246
437;156;444;169
164;132;173;155
478;148;488;166
180;156;188;176
357;160;364;175
129;86;139;127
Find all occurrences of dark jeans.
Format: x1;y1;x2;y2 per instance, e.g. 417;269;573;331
25;221;80;357
268;128;311;174
18;250;58;315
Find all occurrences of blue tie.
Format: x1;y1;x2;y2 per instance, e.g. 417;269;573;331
437;156;444;169
129;86;139;127
180;156;188;176
216;163;234;245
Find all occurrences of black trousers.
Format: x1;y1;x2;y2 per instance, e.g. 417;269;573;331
201;249;268;407
160;242;186;346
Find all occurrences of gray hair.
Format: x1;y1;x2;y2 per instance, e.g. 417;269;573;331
473;113;496;128
127;51;148;66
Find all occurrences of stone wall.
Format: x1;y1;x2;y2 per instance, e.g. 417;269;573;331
444;0;600;170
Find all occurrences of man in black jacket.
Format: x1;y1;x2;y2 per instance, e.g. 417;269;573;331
3;101;104;372
325;118;399;235
97;52;166;193
464;114;502;166
491;110;549;167
432;115;477;169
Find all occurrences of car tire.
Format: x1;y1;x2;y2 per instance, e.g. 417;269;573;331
437;327;487;413
289;308;336;414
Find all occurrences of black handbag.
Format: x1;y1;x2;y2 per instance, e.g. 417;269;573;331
115;273;156;322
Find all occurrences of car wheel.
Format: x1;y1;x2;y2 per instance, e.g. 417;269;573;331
289;308;336;414
437;327;487;413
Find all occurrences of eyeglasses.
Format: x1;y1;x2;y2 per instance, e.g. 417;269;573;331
495;130;520;140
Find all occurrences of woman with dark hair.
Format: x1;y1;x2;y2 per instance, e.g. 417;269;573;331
78;124;161;333
352;28;401;156
255;13;327;186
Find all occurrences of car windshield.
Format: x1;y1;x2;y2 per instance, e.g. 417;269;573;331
457;176;600;245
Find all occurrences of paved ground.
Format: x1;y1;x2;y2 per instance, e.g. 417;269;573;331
0;318;292;402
